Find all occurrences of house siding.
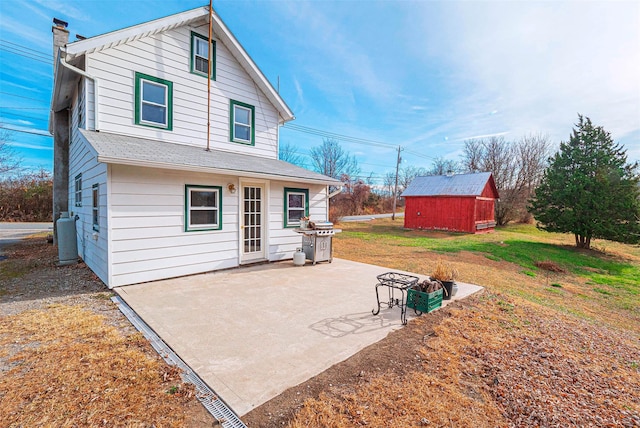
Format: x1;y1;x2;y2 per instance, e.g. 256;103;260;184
107;166;328;287
56;10;337;288
109;165;239;287
68;116;109;284
268;182;327;261
84;24;279;159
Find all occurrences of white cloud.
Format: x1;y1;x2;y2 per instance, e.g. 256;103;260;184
292;77;305;112
31;0;91;22
2;118;35;126
410;1;640;156
0;17;51;47
273;2;399;113
10;140;53;150
454;131;509;142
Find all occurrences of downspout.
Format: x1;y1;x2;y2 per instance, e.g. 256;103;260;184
328;187;342;199
58;47;100;131
326;186;342;220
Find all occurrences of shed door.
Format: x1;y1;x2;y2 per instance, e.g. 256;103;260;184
241;184;265;263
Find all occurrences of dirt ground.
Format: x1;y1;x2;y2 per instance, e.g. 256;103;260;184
2;237;465;427
0;237;217;427
2;235;639;427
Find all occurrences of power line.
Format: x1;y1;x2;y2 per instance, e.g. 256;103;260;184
0;111;46;122
284;123;437;162
0;39;52;59
0;107;49;110
404;149;436;161
0;91;47;103
291;149;395;169
284;123;397;149
0;46;53;65
0;125;51;137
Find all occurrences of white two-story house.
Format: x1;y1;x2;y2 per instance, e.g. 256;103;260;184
49;6;339;288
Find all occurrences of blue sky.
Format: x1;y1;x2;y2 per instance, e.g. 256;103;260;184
1;0;638;184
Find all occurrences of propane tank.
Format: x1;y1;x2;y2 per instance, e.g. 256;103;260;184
57;211;78;265
293;247;306;266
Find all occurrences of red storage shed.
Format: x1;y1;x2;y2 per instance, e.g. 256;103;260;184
401;172;500;234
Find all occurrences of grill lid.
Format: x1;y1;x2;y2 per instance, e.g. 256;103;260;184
310;221;333;230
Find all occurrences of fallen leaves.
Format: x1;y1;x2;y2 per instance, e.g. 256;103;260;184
0;305;196;427
286;293;640;428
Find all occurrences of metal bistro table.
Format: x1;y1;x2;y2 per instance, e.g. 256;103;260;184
372;272;420;325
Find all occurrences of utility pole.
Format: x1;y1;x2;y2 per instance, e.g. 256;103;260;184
392;145;402;220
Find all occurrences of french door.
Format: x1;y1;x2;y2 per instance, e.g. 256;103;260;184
241;184;265;263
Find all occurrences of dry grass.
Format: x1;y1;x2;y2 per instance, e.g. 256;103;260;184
0;304;197;427
286;220;640;427
430;258;459;281
334;220;640;335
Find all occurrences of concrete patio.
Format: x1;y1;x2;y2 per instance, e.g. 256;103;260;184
116;258;483;416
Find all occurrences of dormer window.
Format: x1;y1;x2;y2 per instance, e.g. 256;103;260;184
191;32;216;79
230;100;255;145
134;72;173;130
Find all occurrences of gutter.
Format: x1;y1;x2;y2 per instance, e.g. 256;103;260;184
59;47;100;131
328;187;342;199
95;155;341;186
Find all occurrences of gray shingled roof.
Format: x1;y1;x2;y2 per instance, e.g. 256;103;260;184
401;172;494;197
80;129;340;185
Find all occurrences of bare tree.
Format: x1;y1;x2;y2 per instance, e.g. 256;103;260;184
278;142;305;167
383;171;396;197
463;139;484;173
461;135;551;225
516;134;552;194
428;157;460;176
310;138;360;181
0;127;22;177
399;165;428;193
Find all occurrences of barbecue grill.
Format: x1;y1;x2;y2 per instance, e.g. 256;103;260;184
295;221;341;264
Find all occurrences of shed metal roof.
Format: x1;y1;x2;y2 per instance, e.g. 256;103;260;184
80;129;340;185
401;172;496;197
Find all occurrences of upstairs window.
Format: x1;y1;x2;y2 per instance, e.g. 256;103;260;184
284;188;309;228
134;72;173;130
191;31;216;79
185;185;222;232
230;100;255;145
74;174;82;207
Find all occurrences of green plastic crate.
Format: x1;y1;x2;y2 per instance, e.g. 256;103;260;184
407;287;443;313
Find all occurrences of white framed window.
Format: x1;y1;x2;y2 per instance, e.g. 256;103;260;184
229;100;255;145
74;174;82;207
284;187;309;228
134;72;173;130
92;183;99;232
185;185;222;232
191;31;215;78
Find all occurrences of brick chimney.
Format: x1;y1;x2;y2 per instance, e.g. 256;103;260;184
51;18;69;71
51;17;70;244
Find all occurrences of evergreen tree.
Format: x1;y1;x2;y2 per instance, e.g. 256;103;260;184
529;115;640;249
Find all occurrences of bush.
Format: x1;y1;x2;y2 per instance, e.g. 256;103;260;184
0;170;53;222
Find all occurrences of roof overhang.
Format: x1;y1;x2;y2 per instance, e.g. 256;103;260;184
80;129;340;186
97;155;339;185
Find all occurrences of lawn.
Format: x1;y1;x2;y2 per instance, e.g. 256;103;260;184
283;219;640;427
335;220;640;333
2;224;638;427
